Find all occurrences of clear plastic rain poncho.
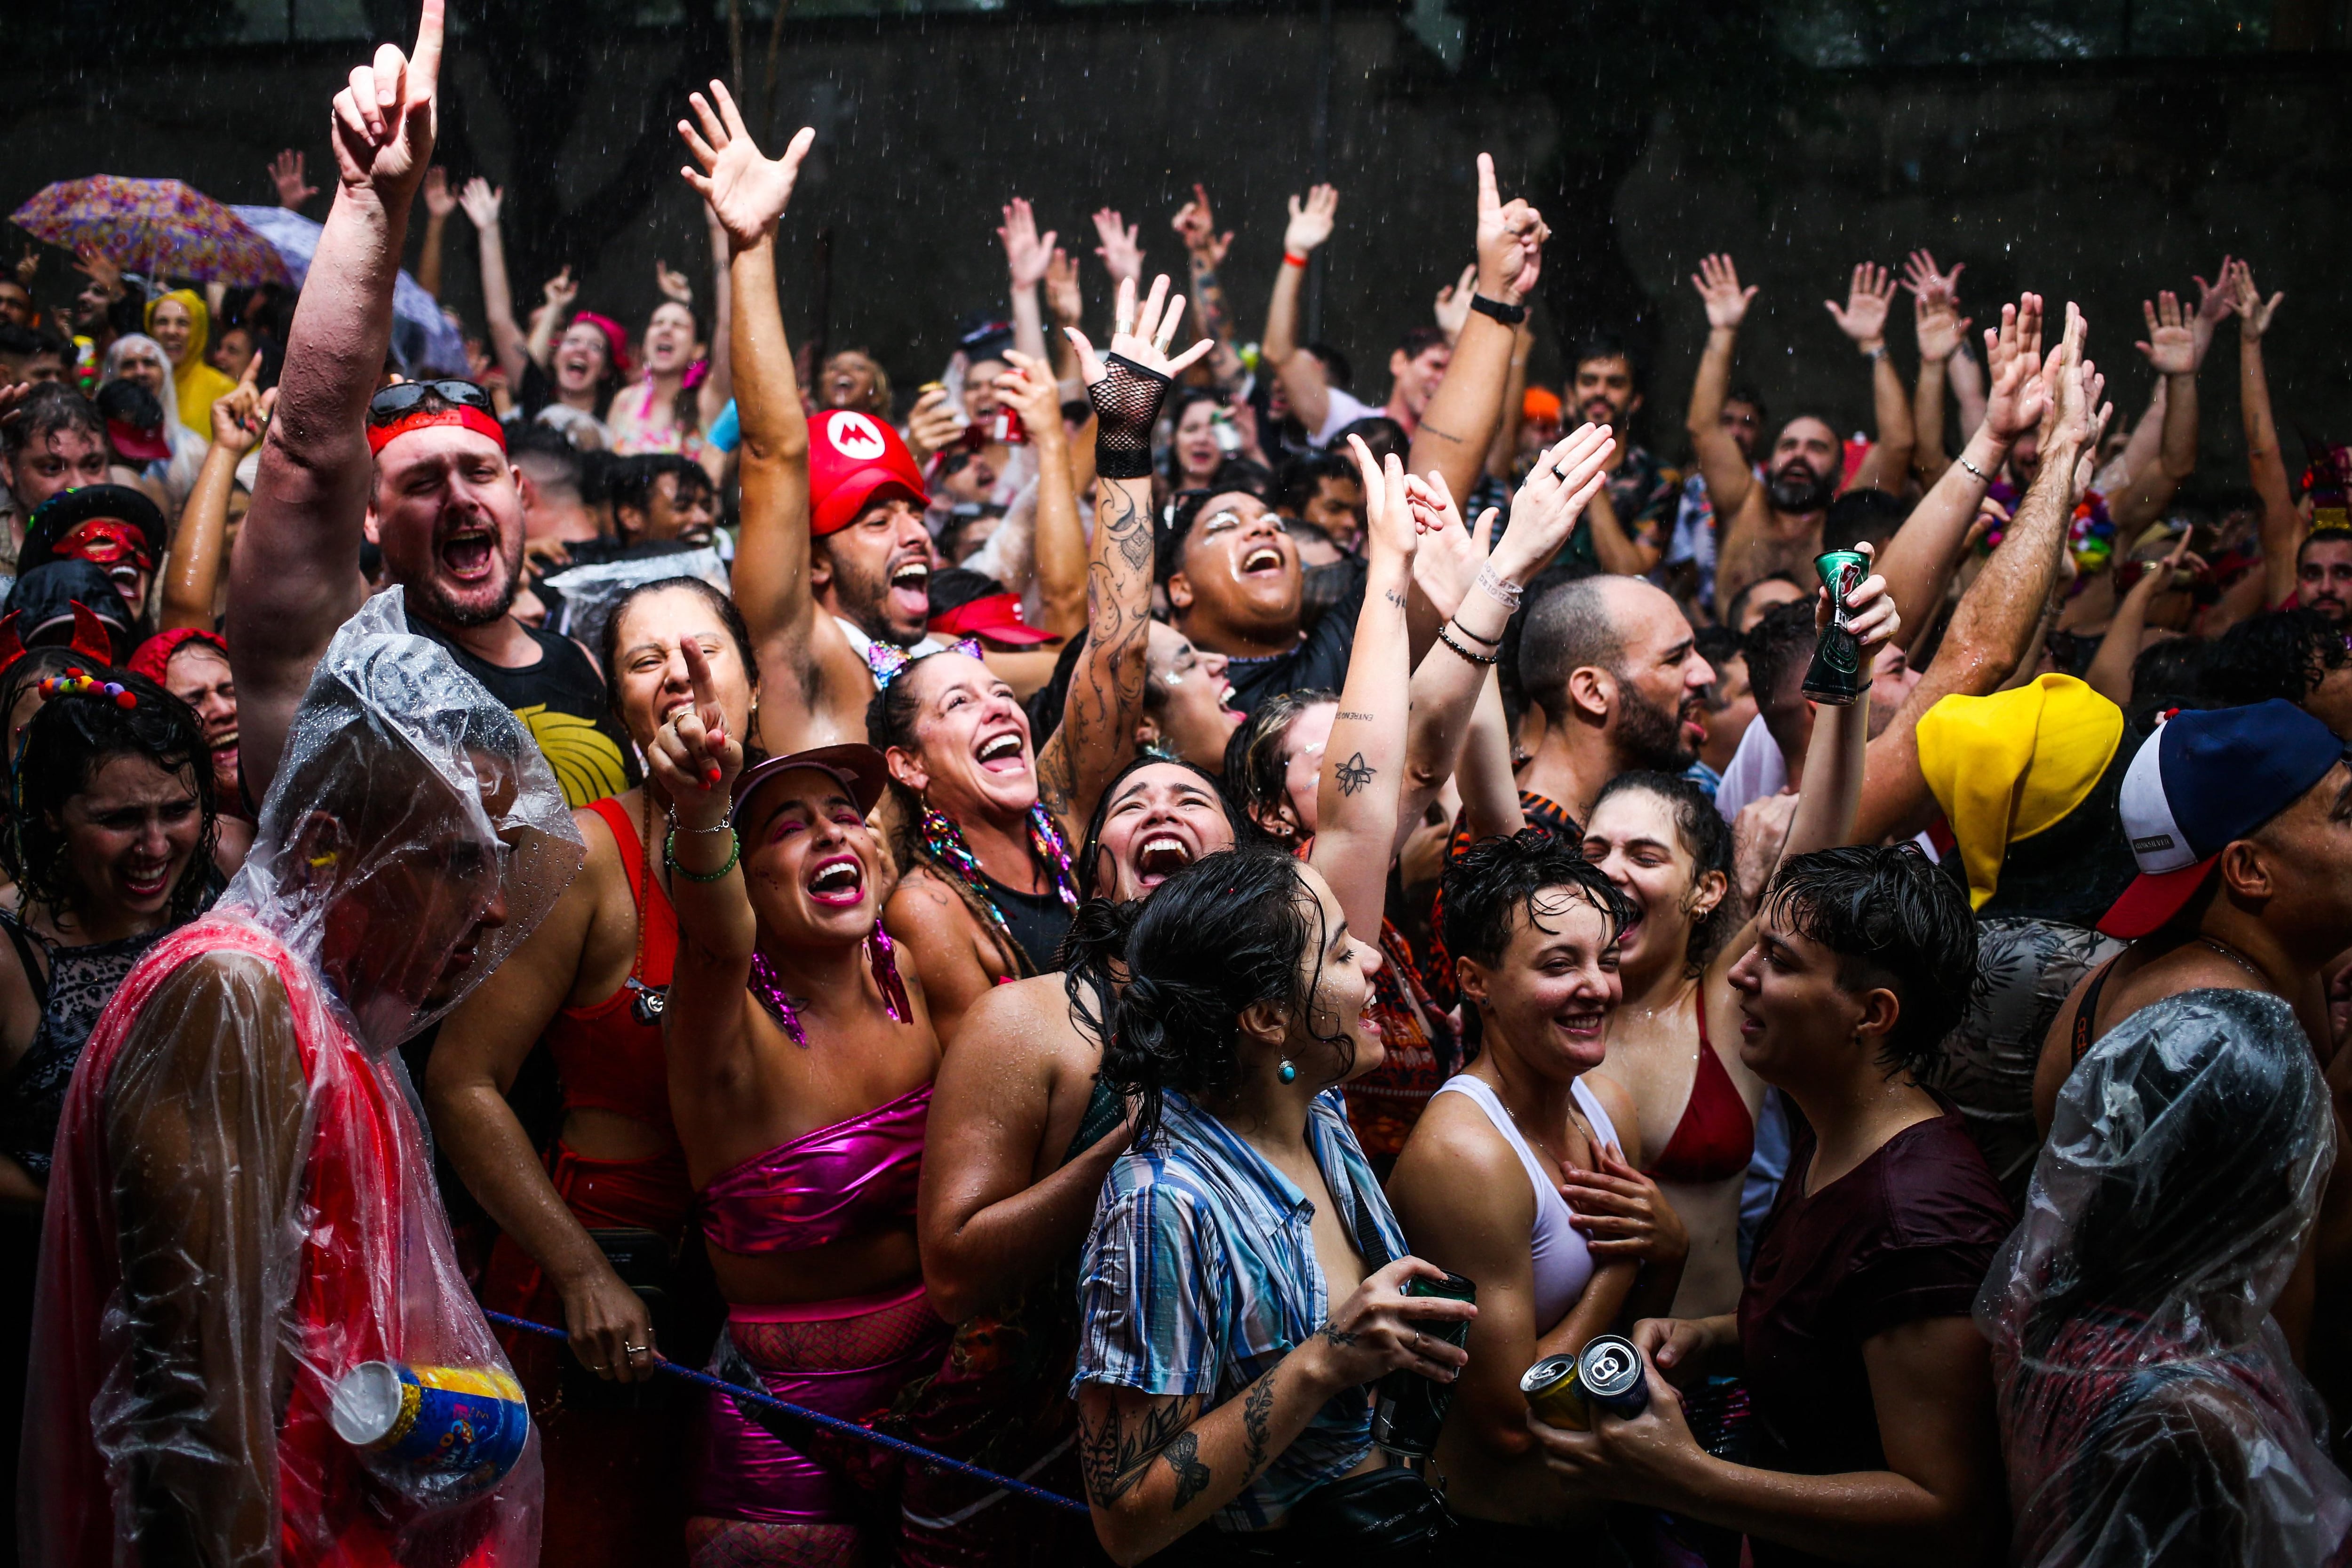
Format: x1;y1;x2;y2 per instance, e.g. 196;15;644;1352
23;589;584;1568
1976;988;2352;1567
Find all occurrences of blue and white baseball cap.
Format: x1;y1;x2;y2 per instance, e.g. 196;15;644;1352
2098;700;2346;939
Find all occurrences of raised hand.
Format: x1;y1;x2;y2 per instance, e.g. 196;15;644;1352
1090;208;1145;288
1042;248;1083;330
15;243;40;290
2228;259;2283;341
541;266;578;314
654;258;694;305
1472;152;1548;307
1062;273;1212;385
456;175;502;230
2135;290;2195;376
2042;303;2109;460
1899;247;1964;310
208;354;278;453
1825;262;1896;349
1346;438;1423;574
677;80;816;254
1817;540;1899;649
1496;423;1616;581
270;148;319;210
72;247;123;300
997;197;1057;290
2190;256;2236;366
1981;294;2047;444
990;349;1065;441
1908;254;1971;364
1171;183;1232;266
646;639;742;829
1690;253;1755;331
1433;263;1477;342
1404;469;1499;620
421;166;456;219
1283;184;1340;256
326;0;442;199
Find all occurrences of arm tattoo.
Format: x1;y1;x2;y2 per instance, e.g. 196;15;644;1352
1240;1374;1278;1480
1417;420;1462;445
1383;587;1406;608
1334;752;1375;796
1337;711;1375;722
1164;1432;1213;1512
1079;1395;1205;1509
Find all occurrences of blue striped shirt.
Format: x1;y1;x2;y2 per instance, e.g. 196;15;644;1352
1073;1087;1408;1531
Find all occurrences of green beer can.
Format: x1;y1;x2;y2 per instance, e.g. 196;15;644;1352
1801;549;1870;705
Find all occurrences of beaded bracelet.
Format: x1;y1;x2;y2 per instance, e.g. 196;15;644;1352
1437;622;1500;666
667;826;740;882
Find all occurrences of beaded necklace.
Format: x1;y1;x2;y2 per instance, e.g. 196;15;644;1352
919;802;1078;961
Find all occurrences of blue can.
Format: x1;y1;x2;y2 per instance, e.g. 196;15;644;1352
330;1360;530;1491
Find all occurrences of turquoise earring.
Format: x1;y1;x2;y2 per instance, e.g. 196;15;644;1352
1277;1059;1298;1084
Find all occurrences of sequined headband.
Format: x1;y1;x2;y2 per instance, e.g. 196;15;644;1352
866;637;985;691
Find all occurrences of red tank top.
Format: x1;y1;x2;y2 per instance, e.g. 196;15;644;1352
546;796;680;1133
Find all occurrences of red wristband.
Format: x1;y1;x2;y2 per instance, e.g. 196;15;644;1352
1283;251;1310;269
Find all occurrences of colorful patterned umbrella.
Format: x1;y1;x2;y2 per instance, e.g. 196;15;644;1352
232;205;468;376
11;176;291;287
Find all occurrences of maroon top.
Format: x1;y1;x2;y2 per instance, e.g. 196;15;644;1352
1738;1096;2011;1567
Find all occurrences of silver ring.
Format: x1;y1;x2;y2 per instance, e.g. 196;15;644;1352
625;1343;648;1355
1153;318;1179;354
1413;1330;1425;1350
1114;310;1136;337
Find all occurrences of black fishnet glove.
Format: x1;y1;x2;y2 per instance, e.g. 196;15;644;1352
1089;352;1172;480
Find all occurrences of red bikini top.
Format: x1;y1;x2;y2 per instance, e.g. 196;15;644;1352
544;796;679;1135
1643;1002;1755;1186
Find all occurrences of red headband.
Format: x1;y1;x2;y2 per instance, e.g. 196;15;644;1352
366;405;509;456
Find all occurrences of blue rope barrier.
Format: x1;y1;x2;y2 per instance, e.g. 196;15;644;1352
484;1309;1091;1518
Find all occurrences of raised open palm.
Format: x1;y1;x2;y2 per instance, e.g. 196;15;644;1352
679;82;815;254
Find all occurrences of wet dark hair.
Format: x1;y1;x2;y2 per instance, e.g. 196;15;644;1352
1302;342;1353;390
1589;771;1737;970
1760;844;1979;1078
1275;451;1358;517
1693;625;1745;705
9;670;217;928
1395;325;1447;363
1724;572;1806;637
1824;489;1909;554
597;577;756;723
1;382;105;470
608;453;710;537
1441;827;1628;974
2202;609;2349;710
1742;598;1820;714
1221;688;1334;845
1571;332;1640;383
1103;848;1348;1147
1330;416;1407;468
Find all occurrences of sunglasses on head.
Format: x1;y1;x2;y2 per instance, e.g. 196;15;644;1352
367;379;494;426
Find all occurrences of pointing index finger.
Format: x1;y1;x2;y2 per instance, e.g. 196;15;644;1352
1476;152;1499;216
410;0;444;98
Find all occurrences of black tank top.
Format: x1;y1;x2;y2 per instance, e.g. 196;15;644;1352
977;873;1073;978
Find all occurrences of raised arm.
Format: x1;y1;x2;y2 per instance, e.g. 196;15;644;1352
1871;294;2042;652
1685;253;1759;515
2230;263;2298;608
696;206;734;431
999;197;1056;371
1829;263;1914;495
164;361;273;632
1398;426;1614;854
1855;305;2108;845
413;167;454;300
1307;438;1421;938
228;0;442;797
650;641;758;1098
1407;153;1547;511
2083;533;2201;707
1171;184;1237;360
1034;275;1207;831
459;179;530;387
2107;290;2198;531
685;90;863;750
1901;252;1969;487
1262;184;1338;437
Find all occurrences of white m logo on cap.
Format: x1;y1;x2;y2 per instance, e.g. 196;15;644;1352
829;413;887;462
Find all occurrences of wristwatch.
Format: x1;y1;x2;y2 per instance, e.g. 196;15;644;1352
1469;294;1528;326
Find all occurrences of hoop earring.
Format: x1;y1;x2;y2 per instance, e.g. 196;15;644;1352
1277;1059;1298;1084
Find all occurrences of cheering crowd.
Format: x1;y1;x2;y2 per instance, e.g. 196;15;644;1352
4;5;2352;1566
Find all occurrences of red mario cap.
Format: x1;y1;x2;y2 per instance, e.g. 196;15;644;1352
810;409;928;536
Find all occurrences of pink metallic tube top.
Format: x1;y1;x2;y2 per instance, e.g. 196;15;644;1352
698;1081;931;1256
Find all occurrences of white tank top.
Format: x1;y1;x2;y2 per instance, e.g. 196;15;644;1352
1432;1072;1617;1331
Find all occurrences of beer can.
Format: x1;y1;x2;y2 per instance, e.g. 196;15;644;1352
1521;1353;1589;1430
992;403;1029;445
331;1360;530;1489
1800;548;1870;705
1574;1335;1651;1421
1369;1270;1477;1458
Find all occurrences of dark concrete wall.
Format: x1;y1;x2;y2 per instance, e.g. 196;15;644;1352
5;18;2344;477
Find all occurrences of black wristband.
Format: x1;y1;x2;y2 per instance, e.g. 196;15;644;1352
1089;352;1172;480
1469;294;1528;326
